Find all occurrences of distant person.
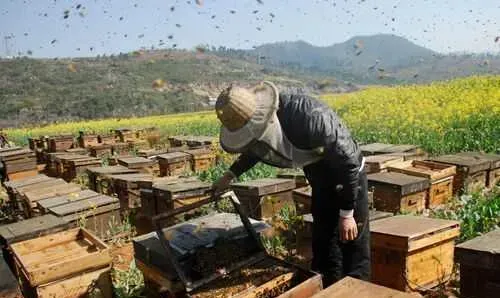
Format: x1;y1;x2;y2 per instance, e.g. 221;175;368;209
212;81;370;286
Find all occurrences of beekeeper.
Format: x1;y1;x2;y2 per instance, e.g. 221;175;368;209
212;81;370;286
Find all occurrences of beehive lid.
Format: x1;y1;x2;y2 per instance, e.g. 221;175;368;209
110;173;153;182
3;174;53;190
387;160;457;181
231;178;296;196
49;195;119;218
153;180;211;200
37;189;101;211
118;157;155;168
360;143;394;155
428;154;490;174
183;148;213;158
87;165;139;175
370;215;460;252
455;228;500;270
368;172;430;195
457;152;500;169
56;154;90;162
137;148;170;158
311;276;421;298
0;214;69;245
377;144;420;154
365;154;405;173
0;148;34;161
157;152;191;163
90;144;113;150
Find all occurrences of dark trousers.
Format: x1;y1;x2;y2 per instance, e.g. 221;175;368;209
303;159;371;287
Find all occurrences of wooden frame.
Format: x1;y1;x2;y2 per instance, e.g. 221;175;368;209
11;228;111;286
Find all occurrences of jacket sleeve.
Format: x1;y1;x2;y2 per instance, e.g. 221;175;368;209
229;153;260;178
309;110;362;211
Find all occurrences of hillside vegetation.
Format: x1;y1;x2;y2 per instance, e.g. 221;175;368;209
0;50;336;127
6;75;499;155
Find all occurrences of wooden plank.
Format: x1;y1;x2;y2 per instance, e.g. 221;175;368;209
3;174;52;191
24;183;82;204
157;152;191;163
12;228;111;286
15;178;67;196
49;195;118;216
312;276;420;298
61;202;120;222
35;266;112;298
360;143;394;155
231;178;297;196
457;152;500;169
37;189;101;212
118;156;155;168
10;229;80;256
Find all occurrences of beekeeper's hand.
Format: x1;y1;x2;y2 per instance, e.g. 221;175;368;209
339;210;358;241
212;171;236;196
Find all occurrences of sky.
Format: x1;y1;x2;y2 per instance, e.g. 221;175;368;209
1;0;499;58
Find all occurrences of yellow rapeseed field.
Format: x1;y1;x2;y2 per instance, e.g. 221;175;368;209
5;75;499;154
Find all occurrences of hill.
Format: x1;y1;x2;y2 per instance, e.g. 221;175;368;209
239;34;500;83
0;51;355;127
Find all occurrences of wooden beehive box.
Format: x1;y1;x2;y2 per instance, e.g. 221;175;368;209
53;154;89;177
0;148;38;181
457;152;500;187
387;160;456;208
277;169;309;188
137;148;170;159
157;152;192;176
22;182;82;216
133;212;322;298
370;215;459;292
231;178;296;220
183;148;216;172
368;172;429;214
43;152;68;176
87;166;139;194
112;142;131;156
65;147;88;155
3;174;53;203
47;135;74;152
455;228;500;298
311;276;421;298
63;157;102;182
296;210;393;267
361;143;422;156
168;135;190;147
114;128;137;143
36;189;101;213
11;228;112;298
47;194;120;239
98;134;115;144
110;173;153;211
292;186;312;215
428;154;490;194
365;154;405;174
0;214;70;275
118;156;158;175
89;144;113;158
186;136;216;149
77;131;99;148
